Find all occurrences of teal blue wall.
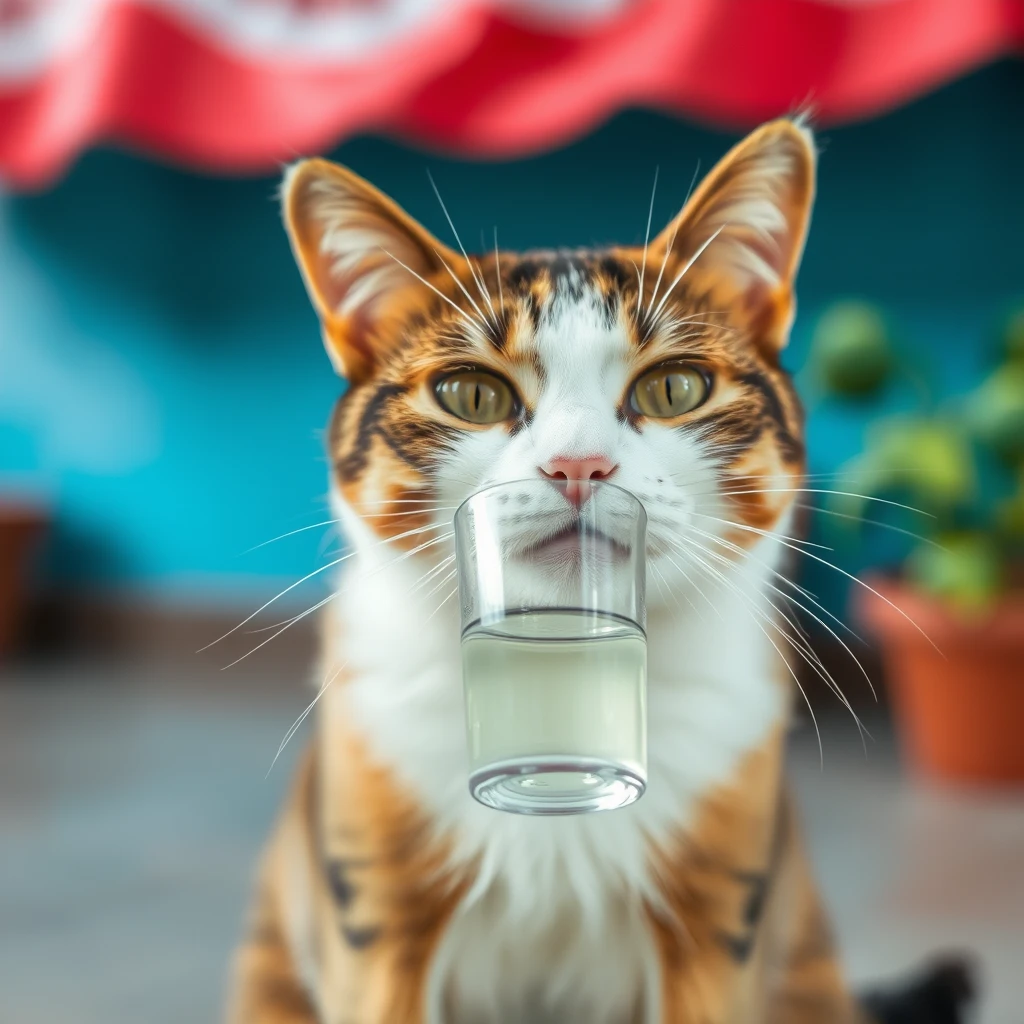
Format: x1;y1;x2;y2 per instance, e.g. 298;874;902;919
2;61;1022;608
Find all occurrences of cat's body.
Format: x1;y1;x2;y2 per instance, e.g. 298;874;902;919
225;121;957;1023
310;519;794;1024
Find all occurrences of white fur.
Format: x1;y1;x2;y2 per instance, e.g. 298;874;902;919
322;278;793;1023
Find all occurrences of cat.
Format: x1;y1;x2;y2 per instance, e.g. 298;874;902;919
225;119;972;1024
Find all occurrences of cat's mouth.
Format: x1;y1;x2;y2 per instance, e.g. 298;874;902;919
518;524;630;563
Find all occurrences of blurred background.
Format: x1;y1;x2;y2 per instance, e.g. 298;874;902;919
1;2;1023;1022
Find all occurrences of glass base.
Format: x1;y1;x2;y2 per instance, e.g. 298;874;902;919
469;757;645;815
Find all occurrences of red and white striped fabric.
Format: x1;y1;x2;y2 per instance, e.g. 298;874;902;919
1;0;1021;188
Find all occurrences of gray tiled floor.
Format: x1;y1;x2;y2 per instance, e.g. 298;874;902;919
1;662;1022;1024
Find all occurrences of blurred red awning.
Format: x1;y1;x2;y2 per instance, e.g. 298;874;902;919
1;0;1022;188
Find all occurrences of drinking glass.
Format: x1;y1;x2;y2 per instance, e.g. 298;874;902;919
454;478;647;815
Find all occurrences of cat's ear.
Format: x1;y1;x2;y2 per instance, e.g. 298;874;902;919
282;159;463;382
652;118;816;351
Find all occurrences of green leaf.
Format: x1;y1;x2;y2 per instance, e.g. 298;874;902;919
905;532;1002;614
965;363;1024;464
1002;307;1024;365
996;469;1024;540
833;416;975;519
809;301;894;398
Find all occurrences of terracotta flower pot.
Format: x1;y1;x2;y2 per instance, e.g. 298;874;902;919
0;502;50;660
857;577;1024;784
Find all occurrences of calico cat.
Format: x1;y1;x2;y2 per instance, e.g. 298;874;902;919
226;119;971;1024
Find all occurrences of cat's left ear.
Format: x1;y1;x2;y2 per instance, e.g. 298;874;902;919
282;159;466;383
652;118;816;352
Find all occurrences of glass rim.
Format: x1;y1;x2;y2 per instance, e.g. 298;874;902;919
462;606;647;640
453;477;648;528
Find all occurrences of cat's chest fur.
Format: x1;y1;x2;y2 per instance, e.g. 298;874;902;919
434;877;653;1024
328;550;785;1023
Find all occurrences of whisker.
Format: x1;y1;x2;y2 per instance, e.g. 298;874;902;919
772;584;878;708
649;562;673;609
678;508;863;643
360;506;458;520
493;227;504;316
348;498;447;507
197;553;351;652
630;258;643;302
793;502;944;549
720;471;861;484
420;566;459;604
224;591;338;669
222;529;454;669
669;531;872;745
268;539;460;771
765;602;871;751
647;219;679;324
647;159;700;319
410;554;457;595
471;258;497;327
200;521;448;652
688;510;941;655
434;249;494;335
427;170;496;326
649;226;725;324
652;551;704;619
381;247;483;336
243;519;340;553
662;311;729;328
687;521;873;690
687;510;830;552
425;583;460;623
267;659;348;777
245;601;327;633
717;488;935;518
657;315;733;334
673;534;824;766
637;166;659;318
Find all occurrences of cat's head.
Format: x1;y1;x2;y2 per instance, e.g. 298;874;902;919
282;119;814;603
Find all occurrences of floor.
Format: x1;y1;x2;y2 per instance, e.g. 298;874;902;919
1;660;1022;1024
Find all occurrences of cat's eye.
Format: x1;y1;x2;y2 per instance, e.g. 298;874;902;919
435;370;517;425
629;364;710;418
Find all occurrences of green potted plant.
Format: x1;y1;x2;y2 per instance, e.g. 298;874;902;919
806;302;1024;784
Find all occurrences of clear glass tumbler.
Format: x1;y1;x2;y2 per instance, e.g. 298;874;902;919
454;478;647;815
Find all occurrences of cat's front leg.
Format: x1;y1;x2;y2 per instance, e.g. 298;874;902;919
645;734;792;1024
647;864;860;1024
757;792;865;1024
226;749;325;1024
227;918;321;1024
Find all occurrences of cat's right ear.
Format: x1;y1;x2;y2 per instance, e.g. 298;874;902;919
282;160;463;383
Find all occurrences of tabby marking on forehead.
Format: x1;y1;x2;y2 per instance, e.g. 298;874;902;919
317;233;806;556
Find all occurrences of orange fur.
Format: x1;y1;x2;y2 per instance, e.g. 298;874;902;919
228;718;870;1023
229;706;475;1024
227;118;879;1023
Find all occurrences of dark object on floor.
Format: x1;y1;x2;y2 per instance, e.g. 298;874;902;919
0;500;50;660
861;956;977;1024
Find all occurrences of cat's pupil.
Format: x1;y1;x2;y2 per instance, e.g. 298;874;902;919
665;376;673;406
474;384;481;411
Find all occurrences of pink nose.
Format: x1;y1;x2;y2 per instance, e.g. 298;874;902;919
539;456;617;505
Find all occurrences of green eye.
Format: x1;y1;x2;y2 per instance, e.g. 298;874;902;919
630;364;710;418
435;371;517;424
